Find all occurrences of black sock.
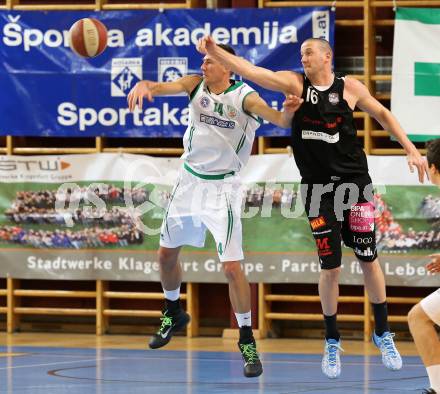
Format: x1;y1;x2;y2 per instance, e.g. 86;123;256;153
165;298;181;314
239;326;254;343
324;314;340;341
373;301;390;336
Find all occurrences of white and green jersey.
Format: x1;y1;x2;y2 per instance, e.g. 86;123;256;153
182;79;262;176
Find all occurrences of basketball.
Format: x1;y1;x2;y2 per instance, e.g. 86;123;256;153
68;18;108;58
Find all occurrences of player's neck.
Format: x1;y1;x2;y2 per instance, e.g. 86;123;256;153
307;70;334;87
207;79;233;95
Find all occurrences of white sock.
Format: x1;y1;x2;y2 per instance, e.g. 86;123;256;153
235;311;252;327
163;287;180;301
427;365;440;392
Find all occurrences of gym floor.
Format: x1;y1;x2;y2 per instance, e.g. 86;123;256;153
0;333;429;393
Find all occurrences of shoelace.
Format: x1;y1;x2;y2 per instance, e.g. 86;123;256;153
158;315;173;334
379;333;397;358
326;343;344;366
240;343;259;363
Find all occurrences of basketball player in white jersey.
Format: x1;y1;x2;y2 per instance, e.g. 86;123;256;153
128;44;303;378
408;138;440;394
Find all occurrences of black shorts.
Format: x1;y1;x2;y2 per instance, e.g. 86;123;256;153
301;174;378;270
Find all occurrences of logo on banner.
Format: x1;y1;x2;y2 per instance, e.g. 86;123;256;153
0;158;70;172
158;58;188;96
111;58;143;97
312;10;330;41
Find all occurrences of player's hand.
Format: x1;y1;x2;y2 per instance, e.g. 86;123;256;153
426;254;440;274
197;35;217;55
407;149;429;183
283;95;304;113
127;80;155;111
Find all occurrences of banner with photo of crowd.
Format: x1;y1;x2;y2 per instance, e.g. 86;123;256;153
0;7;334;138
0;153;438;286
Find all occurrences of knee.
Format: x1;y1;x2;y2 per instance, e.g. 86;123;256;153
158;247;178;269
359;258;379;272
408;303;426;329
223;261;242;282
407;304;418;329
321;266;341;282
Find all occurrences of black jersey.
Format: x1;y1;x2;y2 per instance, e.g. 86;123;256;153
291;73;369;181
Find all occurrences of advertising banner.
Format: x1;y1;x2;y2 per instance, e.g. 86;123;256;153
0;153;438;285
0;8;334;137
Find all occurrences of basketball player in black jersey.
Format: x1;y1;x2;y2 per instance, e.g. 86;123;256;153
197;36;428;379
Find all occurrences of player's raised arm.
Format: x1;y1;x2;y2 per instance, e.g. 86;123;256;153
197;36;302;96
348;77;429;183
127;75;202;112
243;92;303;129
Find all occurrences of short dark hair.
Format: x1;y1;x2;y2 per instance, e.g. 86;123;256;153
426;138;440;170
218;44;235;56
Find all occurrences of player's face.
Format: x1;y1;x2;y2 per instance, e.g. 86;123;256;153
300;41;328;75
201;55;228;83
429;163;440;186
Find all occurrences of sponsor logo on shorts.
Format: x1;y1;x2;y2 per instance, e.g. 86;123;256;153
310;216;326;230
354;247;375;257
312;229;332;235
349;202;375;233
316;237;332;256
353;235;373;244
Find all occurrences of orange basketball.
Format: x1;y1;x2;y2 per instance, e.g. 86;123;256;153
69;18;108;58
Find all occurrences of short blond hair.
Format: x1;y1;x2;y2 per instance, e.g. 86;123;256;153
303;38;333;57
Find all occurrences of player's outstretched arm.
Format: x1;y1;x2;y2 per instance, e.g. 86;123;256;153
127;75;202;111
197;36;302;96
243;92;303;128
349;77;429;183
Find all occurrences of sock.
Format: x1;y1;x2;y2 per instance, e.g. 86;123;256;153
163;287;181;314
163;287;180;301
239;326;254;343
235;311;251;328
324;314;340;341
427;365;440;392
372;301;390;336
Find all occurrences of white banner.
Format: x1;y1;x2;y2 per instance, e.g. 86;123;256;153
0;153;426;185
391;8;440;141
